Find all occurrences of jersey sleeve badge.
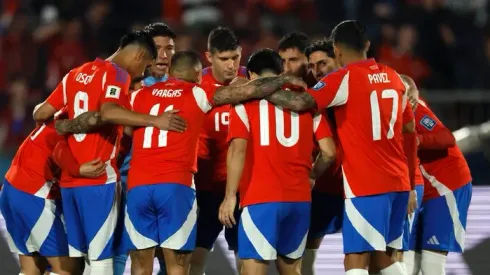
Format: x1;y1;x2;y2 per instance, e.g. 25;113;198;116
312;81;326;91
106;85;121;99
420;115;437;131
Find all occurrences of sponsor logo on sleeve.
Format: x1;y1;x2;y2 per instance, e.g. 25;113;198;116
420;115;437;131
106;85;121;99
312;81;326;91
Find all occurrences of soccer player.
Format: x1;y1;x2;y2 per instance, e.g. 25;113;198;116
191;26;247;275
31;30;186;275
405;97;472;275
117;22;177;275
277;32;310;78
124;50;305;275
302;38;344;275
305;39;340;82
0;110;106;275
262;20;418;275
219;48;335;275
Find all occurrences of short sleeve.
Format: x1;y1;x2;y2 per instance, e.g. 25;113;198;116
306;70;349;111
402;100;414;124
415;100;444;133
100;65;131;109
46;73;69;110
192;85;213;113
129;88;143;111
227;104;250;142
313;114;333;141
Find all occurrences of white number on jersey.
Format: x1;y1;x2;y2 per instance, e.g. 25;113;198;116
259;99;300;147
370;89;399;141
74;91;89;142
30;124;47;141
143;104;174;148
214;111;229;132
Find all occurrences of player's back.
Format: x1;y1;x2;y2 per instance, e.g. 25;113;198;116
61;58;130;187
129;78;211;189
333;60;410;197
5;121;62;198
233;99;315;206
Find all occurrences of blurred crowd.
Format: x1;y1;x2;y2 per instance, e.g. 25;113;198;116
0;0;490;153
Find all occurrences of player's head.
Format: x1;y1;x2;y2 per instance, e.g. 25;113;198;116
305;39;340;81
119;30;157;78
130;75;145;92
400;74;419;109
246;49;283;80
330;20;370;67
169;50;203;84
277;32;309;77
144;22;176;77
206;26;242;82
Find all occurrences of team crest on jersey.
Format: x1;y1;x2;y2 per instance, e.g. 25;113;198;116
106;85;121;99
312;81;326;91
420;115;436;131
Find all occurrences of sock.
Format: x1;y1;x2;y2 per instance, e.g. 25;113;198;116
301;249;318;275
113;254;128;275
19;273;26;275
380;262;407;275
400;262;407;274
403;251;421;275
421;250;446;275
346;269;369;275
50;273;60;275
89;258;114;275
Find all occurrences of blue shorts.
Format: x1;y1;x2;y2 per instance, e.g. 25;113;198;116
195;190;239;251
308;191;343;239
0;180;68;256
61;182;122;260
124;183;197;252
402;185;424;251
416;182;472;252
238;202;310;261
343;191;409;254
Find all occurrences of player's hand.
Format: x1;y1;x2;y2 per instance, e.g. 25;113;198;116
407;190;418;215
416;135;420;147
152;110;187;133
219;195;237;228
282;74;307;90
79;158;106;178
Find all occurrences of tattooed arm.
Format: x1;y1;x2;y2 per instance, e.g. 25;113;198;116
266;90;317;112
55;111;103;135
212;74;306;106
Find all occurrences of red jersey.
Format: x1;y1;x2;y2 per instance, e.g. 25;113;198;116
45;58;130;188
128;78;215;190
415;100;471;200
307;59;412;198
228;100;332;207
5;121;62;199
196;66;247;192
313;114;343;195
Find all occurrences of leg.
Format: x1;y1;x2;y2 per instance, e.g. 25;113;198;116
45;256;83;275
155;249;167;275
403;251;421;275
276;256;302;275
224;201;241;273
241;259;268;275
130;248;155;275
113;254;129;275
189;248;209;275
19;254;48;275
161;248;192;275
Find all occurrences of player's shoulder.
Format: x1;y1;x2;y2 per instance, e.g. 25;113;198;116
103;61;130;83
311;67;348;91
238;66;247;77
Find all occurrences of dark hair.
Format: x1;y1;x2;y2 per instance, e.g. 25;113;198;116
144;22;176;39
305;39;335;59
208;26;240;53
330;20;367;52
170;50;202;71
247;48;283;77
277;32;310;53
120;30;157;59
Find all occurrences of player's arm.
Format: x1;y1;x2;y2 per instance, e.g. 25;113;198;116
211;74;307;106
310;138;336;185
33;75;69;123
225;138;247;198
55;111;103;135
52;139;106;178
266;70;348;112
415;102;456;150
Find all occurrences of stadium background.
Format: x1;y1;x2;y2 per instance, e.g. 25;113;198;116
0;0;489;274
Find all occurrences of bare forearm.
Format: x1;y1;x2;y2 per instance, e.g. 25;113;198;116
213;75;290;106
310;152;334;180
55;111;103;135
266;90;316;112
225;149;245;198
100;103;155;127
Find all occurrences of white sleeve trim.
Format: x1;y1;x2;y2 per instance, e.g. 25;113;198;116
61;73;68;105
313;114;322;133
130;89;142;110
327;71;349;107
234;104;250;132
192;86;213;113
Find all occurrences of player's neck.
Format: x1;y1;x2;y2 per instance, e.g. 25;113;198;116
341;53;367;67
211;66;231;85
106;50;129;72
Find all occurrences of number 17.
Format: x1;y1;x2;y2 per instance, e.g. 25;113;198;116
370;89;399;141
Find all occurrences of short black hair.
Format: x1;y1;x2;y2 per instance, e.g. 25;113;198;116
144;22;176;39
208;26;240;53
277;32;310;53
247;48;283;77
305;39;335;59
120;30;157;59
330;20;368;52
170;50;202;71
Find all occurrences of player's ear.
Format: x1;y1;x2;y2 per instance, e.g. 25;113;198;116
205;51;213;64
364;40;371;53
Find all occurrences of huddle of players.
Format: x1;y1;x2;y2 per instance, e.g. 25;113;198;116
0;19;472;275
